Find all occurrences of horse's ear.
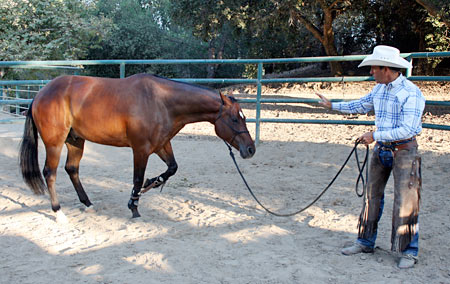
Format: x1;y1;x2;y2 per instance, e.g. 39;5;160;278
219;92;232;105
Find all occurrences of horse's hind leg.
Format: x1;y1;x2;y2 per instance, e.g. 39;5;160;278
43;144;68;223
65;132;93;211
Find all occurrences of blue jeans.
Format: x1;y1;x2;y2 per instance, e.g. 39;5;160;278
356;195;419;256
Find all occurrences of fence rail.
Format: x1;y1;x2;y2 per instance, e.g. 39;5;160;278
1;51;450;143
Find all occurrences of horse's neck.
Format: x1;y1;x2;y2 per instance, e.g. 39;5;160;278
171;92;220;125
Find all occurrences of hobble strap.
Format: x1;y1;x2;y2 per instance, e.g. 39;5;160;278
141;175;166;194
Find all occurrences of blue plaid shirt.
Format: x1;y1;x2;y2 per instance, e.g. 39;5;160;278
332;74;425;142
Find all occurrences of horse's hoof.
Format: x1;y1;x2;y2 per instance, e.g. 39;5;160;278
85;205;96;213
56;210;69;223
131;208;141;218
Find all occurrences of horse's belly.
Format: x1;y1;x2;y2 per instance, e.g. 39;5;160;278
72;122;130;147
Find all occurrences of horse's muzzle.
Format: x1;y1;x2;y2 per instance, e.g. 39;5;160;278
240;144;256;159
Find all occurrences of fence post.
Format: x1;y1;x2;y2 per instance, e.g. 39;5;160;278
0;85;3;113
15;86;19;115
120;63;125;78
255;62;263;145
406;57;413;78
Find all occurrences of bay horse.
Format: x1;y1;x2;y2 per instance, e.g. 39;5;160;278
19;74;255;222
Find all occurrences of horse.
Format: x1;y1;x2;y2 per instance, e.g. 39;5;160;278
19;74;255;222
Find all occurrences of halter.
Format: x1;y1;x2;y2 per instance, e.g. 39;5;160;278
215;98;249;146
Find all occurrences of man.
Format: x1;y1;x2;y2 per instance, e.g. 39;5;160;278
316;45;425;269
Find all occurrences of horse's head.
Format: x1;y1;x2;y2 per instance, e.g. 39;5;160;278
214;92;256;159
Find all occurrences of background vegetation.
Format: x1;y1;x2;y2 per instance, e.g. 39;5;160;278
0;0;449;80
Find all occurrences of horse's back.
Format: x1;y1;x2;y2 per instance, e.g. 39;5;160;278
32;75;165;147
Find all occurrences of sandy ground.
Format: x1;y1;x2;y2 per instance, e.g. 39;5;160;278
0;81;449;284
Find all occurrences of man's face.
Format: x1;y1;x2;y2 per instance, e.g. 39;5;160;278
370;66;388;84
370;66;390;84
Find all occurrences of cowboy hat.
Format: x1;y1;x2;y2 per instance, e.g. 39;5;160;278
358;45;412;69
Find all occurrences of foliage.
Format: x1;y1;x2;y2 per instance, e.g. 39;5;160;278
168;0;322;77
424;1;450;53
349;0;449;75
0;0;107;60
0;0;449;79
166;0;250;77
424;13;450;73
85;0;208;78
0;0;111;79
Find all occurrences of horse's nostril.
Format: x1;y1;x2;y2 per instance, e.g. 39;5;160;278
248;146;255;156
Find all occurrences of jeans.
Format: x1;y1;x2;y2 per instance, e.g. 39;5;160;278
356;194;419;256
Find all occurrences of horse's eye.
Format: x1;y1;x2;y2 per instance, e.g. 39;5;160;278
231;117;238;123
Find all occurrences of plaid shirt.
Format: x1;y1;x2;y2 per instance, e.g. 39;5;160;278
332;74;425;142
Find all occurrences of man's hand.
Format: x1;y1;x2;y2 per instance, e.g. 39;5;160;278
358;132;374;145
316;93;332;109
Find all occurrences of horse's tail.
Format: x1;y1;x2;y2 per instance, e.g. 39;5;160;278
19;101;46;195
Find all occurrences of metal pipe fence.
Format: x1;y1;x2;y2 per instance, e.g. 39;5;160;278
0;84;43;118
1;51;449;143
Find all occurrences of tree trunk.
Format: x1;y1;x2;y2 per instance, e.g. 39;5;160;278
206;36;226;78
321;1;343;76
289;0;345;76
207;42;216;78
416;0;450;27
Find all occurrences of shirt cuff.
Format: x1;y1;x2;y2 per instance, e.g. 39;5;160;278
373;131;381;141
331;102;339;111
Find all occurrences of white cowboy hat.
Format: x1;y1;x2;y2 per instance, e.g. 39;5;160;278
358;45;412;69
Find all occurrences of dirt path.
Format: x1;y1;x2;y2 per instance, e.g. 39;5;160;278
1;81;449;284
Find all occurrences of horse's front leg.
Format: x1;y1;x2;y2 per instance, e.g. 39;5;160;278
142;142;178;192
128;149;150;218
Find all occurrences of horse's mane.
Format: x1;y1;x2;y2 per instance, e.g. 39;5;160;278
144;73;218;93
134;73;237;101
227;96;237;102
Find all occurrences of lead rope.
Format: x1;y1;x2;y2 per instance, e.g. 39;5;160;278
224;140;369;217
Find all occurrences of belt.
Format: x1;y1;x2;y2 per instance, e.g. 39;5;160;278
377;137;418;151
381;136;416;146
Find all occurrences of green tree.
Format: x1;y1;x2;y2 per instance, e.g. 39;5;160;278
87;0;208;78
416;0;450;27
285;0;351;75
1;0;448;80
168;0;243;77
351;0;449;75
169;0;351;76
0;0;111;78
0;0;107;60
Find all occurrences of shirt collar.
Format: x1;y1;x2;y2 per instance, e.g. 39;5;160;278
387;73;404;88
